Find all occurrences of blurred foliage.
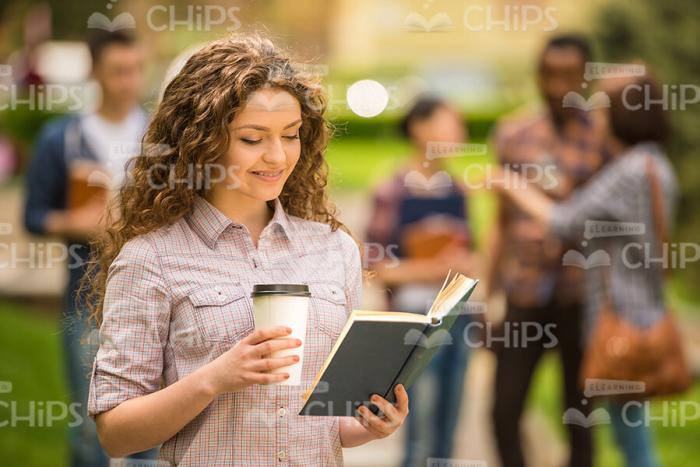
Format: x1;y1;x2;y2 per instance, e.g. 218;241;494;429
0;106;63;164
332;113;498;141
591;0;700;301
0;302;69;466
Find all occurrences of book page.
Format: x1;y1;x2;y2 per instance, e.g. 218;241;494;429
428;273;477;320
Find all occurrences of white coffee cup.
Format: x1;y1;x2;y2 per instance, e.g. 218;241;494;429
251;284;310;386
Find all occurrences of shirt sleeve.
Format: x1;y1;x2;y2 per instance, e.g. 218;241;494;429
338;230;363;314
550;155;642;241
87;235;171;418
24;123;67;235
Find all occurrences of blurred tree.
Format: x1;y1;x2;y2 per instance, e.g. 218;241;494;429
592;0;700;301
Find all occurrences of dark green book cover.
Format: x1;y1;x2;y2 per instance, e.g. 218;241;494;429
299;278;478;417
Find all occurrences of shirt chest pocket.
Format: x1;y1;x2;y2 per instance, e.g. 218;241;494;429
308;283;348;340
187;283;254;344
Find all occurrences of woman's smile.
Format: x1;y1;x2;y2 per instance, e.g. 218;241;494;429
249;168;285;182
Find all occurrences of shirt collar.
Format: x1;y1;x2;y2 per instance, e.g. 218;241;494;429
268;197;295;241
188;196;294;249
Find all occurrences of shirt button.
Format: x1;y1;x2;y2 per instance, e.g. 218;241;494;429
278;407;286;418
277;450;286;461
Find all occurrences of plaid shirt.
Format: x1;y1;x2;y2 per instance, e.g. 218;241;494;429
88;196;362;466
494;110;607;308
365;167;469;251
550;144;678;333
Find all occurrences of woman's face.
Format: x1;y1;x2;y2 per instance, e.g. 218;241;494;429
411;105;466;150
221;87;302;202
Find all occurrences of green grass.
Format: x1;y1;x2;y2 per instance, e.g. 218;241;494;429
528;353;700;467
0;302;69;466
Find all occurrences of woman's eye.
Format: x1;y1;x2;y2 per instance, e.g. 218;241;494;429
283;134;300;140
240;138;262;145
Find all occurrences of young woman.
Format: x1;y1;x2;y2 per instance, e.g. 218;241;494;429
492;71;674;467
84;35;408;465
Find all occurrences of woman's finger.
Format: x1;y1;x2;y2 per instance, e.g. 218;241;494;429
369;394;399;422
394;384;410;415
357;405;391;434
247;355;299;372
355;414;384;438
248;337;301;358
244;326;292;345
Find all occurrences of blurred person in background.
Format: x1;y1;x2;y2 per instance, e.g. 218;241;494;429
493;68;673;467
486;34;608;467
23;29;154;466
366;95;474;467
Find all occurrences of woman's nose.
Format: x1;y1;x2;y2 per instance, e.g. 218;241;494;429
262;138;287;164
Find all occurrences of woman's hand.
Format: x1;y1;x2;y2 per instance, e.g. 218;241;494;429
202;326;302;395
355;384;410;440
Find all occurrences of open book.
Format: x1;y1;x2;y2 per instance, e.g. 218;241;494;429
300;272;478;417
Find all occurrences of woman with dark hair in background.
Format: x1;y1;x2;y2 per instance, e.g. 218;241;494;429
493;70;674;467
366;95;474;467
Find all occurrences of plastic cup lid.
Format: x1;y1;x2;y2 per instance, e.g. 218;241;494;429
251;284;311;297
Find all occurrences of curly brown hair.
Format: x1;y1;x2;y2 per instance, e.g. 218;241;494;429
81;34;349;327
